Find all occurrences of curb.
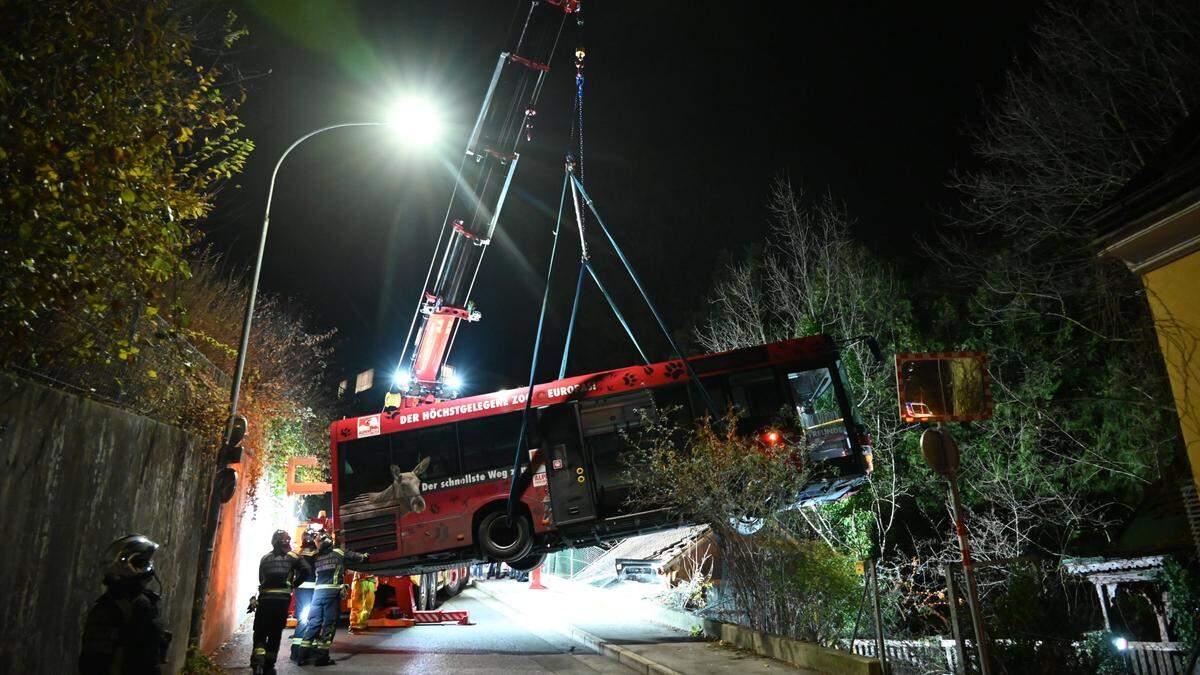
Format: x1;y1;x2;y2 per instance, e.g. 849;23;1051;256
470;581;684;675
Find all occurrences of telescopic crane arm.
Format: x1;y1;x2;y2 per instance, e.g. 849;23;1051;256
389;0;579;408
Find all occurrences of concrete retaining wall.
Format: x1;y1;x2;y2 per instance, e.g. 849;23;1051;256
0;376;211;673
702;619;883;675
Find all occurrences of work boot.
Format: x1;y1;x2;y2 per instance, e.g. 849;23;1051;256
314;655;337;667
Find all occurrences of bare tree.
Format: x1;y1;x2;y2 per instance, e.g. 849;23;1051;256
698;179;917;559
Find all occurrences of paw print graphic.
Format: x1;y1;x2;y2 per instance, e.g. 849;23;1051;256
665;361;685;380
623;373;638;387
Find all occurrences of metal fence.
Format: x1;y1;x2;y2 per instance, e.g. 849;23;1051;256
10;309;227;422
849;639;960;675
544;546;607;578
848;638;1190;675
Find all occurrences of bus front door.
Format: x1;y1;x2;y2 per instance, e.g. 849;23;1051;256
540;405;597;527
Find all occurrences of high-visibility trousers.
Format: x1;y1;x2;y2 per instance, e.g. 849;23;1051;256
349;576;377;629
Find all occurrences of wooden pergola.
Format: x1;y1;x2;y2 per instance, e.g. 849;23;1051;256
1062;555;1171;641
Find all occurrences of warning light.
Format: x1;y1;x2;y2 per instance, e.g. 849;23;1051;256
764;431;781;445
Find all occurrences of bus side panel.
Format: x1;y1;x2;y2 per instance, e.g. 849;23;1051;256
397;478;550;557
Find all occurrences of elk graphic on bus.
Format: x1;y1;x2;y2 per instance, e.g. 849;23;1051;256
340;456;431;519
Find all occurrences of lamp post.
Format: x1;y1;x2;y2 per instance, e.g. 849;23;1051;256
187;120;392;647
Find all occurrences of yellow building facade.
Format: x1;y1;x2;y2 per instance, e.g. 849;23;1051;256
1095;152;1200;491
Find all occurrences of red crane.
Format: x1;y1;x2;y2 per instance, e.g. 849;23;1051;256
386;0;580;409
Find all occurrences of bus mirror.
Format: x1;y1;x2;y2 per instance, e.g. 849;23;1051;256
895;351;992;423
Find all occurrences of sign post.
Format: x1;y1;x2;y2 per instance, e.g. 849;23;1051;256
897;352;994;675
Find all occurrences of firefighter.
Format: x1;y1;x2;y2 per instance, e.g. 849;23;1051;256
347;570;378;634
79;534;172;674
289;528;319;662
298;531;368;666
248;530;308;675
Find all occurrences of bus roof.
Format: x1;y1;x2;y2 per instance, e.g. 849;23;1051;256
331;334;837;443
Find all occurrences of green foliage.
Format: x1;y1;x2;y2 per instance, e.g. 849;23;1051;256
181;645;223;675
1074;631;1128;675
1159;558;1200;650
0;0;253;364
261;407;330;499
626;413;861;645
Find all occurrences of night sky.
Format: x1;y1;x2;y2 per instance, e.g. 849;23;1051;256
206;1;1042;398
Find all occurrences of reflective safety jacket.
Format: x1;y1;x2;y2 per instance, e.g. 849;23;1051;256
295;547;318;591
258;549;310;599
312;546;368;592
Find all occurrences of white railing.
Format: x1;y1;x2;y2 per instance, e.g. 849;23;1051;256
1127;642;1188;675
848;638;1190;675
849;639;960;675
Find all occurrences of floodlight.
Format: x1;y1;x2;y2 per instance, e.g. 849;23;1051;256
386;97;442;147
393;370;412;390
1112;636;1128;651
445;372;464;392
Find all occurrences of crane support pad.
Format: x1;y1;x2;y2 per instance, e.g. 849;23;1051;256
410;610;471;625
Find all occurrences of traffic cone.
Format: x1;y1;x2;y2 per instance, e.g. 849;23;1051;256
529;565;547;590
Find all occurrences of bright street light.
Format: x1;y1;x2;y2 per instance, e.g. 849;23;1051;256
393;369;412;391
193;114;434;647
386;97;442;147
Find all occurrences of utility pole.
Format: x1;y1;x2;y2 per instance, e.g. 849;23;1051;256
921;426;992;675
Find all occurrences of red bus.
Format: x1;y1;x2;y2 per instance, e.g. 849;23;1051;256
330;334;873;576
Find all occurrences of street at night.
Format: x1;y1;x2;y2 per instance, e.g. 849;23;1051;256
3;1;1200;674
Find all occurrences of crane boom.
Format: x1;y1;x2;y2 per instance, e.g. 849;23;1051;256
389;0;578;408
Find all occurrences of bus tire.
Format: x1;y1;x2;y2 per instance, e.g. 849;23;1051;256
444;567;467;597
507;552;546;572
476;510;534;562
417;571;438;610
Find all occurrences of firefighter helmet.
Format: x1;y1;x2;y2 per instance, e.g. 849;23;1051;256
102;534;159;583
271;529;291;552
317;531;334;550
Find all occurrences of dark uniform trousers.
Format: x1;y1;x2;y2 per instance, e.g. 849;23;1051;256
298;545;366;663
253;548;307;673
251;593;291;673
299;588;341;662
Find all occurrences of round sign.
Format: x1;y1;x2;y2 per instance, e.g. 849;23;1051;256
920;428;960;476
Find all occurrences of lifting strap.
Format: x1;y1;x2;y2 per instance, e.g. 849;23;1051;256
506;171;570;519
571;175;722;421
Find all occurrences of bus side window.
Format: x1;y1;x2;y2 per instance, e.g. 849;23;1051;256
728;368;787;419
396;425;460;483
691;377;729;418
652;383;694;428
459;412;524;473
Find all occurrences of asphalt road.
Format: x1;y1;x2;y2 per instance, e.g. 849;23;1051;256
211;586;634;674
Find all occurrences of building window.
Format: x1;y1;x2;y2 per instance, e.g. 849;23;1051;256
355;369;374;394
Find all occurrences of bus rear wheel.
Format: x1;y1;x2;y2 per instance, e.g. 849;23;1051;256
507;552;546;572
477;510;534;562
414;572;438;611
444;567;468;597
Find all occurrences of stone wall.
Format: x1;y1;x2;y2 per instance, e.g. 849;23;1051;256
0;376;210;673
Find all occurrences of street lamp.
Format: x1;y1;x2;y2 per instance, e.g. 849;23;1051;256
188;107;441;646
